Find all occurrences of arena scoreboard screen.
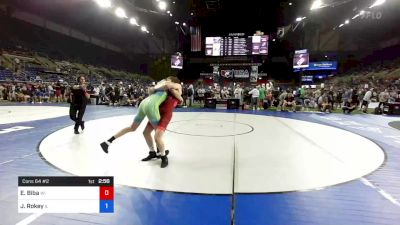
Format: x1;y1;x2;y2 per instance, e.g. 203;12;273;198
171;54;183;69
18;176;114;213
205;35;268;56
293;49;310;69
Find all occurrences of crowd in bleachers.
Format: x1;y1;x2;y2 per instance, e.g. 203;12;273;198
0;78;153;106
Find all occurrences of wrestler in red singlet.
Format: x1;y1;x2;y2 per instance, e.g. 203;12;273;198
145;94;180;131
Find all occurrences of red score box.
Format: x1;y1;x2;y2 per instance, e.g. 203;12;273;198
99;186;114;200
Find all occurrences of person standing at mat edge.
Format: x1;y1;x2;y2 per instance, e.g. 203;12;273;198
69;75;90;134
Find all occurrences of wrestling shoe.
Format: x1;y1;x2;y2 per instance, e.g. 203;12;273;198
100;142;110;153
156;148;170;158
160;155;168;168
141;151;157;161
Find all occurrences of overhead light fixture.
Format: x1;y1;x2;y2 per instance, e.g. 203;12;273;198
174;21;179;25
369;0;386;8
190;12;194;16
295;17;306;22
310;0;323;10
115;7;127;18
173;1;175;4
339;23;344;28
289;2;292;6
94;0;112;8
129;18;138;26
167;10;170;14
158;1;167;11
352;14;360;19
360;10;365;15
146;30;150;33
182;22;186;26
141;26;147;32
345;19;350;24
169;13;173;17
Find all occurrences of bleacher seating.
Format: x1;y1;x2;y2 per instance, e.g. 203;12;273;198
0;69;14;81
0;14;136;72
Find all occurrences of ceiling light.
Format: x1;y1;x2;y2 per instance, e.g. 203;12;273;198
129;18;138;26
345;19;350;24
94;0;111;8
310;0;323;10
141;26;147;32
158;1;167;11
370;0;386;8
115;7;127;18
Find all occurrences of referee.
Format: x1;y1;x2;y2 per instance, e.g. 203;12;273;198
70;75;90;134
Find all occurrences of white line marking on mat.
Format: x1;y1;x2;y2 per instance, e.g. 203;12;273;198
15;213;43;225
360;178;400;207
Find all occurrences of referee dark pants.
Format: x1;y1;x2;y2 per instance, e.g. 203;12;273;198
70;103;87;131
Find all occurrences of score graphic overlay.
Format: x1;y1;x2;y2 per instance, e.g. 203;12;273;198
18;176;114;213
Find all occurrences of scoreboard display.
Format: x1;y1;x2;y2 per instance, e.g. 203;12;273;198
293;49;310;69
205;35;268;56
18;176;114;213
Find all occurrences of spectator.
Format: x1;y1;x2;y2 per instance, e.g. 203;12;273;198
48;83;54;102
283;92;297;112
234;84;244;109
182;85;188;107
378;89;390;108
320;93;332;113
336;89;343;109
221;86;230;99
248;86;260;110
278;89;288;110
361;88;373;113
197;86;206;106
258;84;266;110
342;98;356;114
0;84;4;100
187;84;194;107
